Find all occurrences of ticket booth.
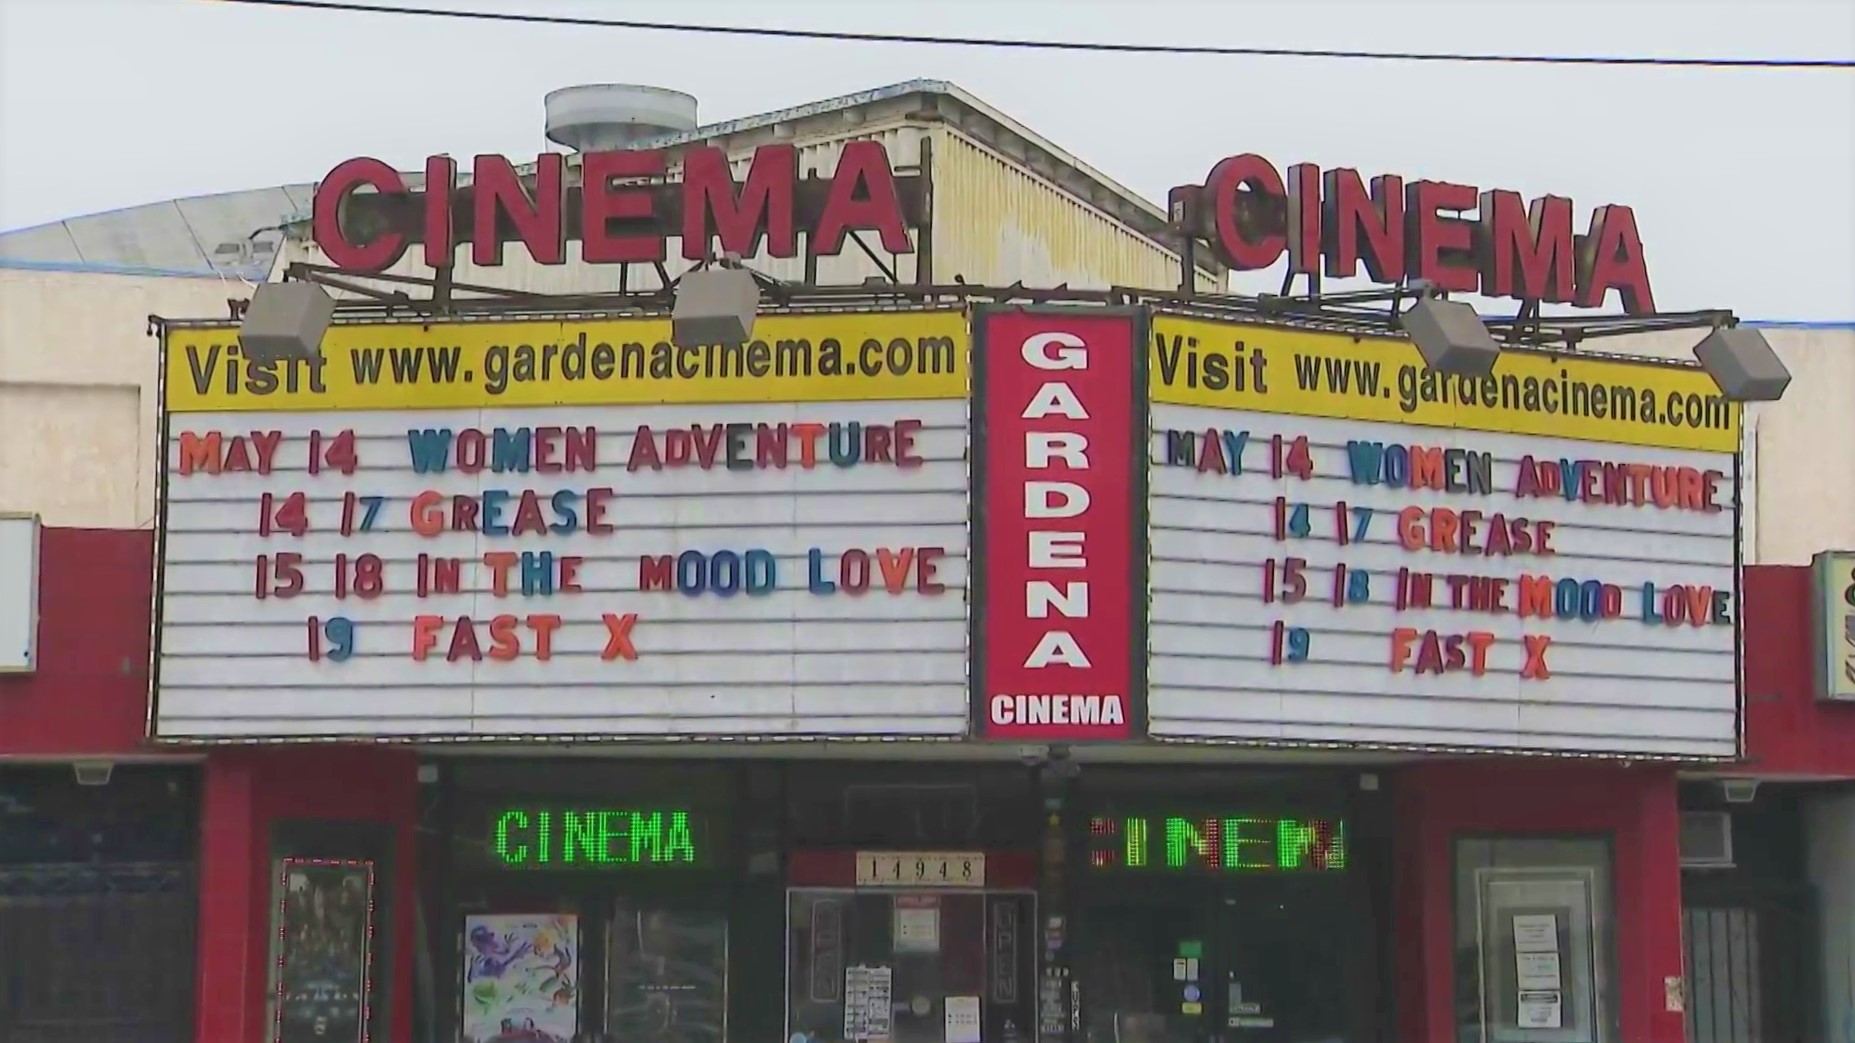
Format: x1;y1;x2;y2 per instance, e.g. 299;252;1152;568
781;765;1045;1043
784;850;1039;1043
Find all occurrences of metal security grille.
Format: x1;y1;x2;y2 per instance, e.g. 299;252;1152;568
1685;906;1762;1042
1683;898;1815;1043
0;862;195;1043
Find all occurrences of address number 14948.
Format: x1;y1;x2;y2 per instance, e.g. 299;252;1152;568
854;852;986;887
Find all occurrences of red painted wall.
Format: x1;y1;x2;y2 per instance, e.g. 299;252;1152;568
1740;564;1855;777
0;527;152;756
1394;761;1685;1043
194;747;419;1043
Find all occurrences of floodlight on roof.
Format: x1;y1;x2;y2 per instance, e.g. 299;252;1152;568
671;265;761;349
1692;325;1791;402
237;280;334;364
1400;293;1502;378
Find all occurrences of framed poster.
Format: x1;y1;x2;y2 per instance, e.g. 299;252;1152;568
268;858;376;1043
461;914;580;1043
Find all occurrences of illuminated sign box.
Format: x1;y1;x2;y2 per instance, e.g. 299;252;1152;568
1814;550;1855;702
150;310;973;742
1143;314;1743;758
491;806;709;869
1087;814;1347;873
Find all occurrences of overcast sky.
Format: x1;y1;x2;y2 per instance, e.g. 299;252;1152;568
1;0;1851;320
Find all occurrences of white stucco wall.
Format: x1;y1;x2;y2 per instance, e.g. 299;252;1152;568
1806;791;1855;1043
0;267;245;528
1603;325;1855;566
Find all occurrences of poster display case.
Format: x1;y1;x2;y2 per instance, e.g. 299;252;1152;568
267;857;377;1043
606;903;730;1043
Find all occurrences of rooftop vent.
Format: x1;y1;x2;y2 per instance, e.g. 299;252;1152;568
544;84;698;152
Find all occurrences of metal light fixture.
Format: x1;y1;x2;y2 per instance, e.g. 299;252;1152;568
238;280;335;364
671;265;761;349
1400;294;1502;377
1692;325;1791;402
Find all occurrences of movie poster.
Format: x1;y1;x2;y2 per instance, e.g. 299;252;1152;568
461;914;580;1043
270;859;374;1043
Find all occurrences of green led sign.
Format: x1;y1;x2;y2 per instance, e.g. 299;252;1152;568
1087;815;1346;872
492;807;702;868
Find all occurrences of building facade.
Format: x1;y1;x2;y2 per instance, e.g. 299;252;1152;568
2;78;1850;1043
147;298;1732;1043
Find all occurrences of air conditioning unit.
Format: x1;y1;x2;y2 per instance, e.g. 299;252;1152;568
1679;811;1734;868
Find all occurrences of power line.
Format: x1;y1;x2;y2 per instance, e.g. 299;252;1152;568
205;0;1855;71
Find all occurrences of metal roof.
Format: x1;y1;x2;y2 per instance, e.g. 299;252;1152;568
0;79;1193;283
0;185;310;282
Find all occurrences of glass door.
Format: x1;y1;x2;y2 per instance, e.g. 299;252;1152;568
1077;902;1214;1043
605;901;729;1043
1080;883;1359;1043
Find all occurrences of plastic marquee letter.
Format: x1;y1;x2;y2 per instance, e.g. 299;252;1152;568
916;547;947;595
1521;634;1553;679
601;613;639;661
528;614;562;661
410;491;445;537
412;615;443;661
447;618;484;662
807;549;836;594
486;615;521;661
1388;627;1419;673
176;431;222;475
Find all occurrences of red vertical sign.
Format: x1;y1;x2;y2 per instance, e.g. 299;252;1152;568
975;309;1141;741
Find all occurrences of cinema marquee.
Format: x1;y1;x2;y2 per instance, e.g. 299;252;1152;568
1170;153;1658;315
311;142;924;273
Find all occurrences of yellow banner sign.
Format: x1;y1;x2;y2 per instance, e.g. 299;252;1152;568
164;311;967;413
1150;315;1739;453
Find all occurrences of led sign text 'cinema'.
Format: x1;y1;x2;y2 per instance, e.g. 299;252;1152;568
492;807;702;868
1088;815;1347;873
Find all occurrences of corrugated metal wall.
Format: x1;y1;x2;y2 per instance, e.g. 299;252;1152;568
927;126;1216;294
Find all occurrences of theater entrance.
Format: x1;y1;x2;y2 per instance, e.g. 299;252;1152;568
1072;803;1379;1043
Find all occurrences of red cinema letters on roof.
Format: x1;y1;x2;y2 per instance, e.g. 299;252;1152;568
311;142;918;273
1172;154;1657;315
